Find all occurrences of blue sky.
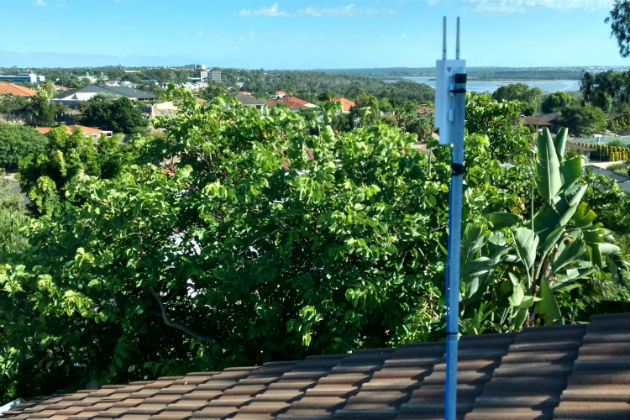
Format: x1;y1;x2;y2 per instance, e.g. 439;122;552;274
0;0;625;69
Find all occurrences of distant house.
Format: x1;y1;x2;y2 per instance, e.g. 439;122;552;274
231;93;267;109
275;91;287;99
331;97;355;113
523;114;558;132
277;96;318;111
149;101;178;119
35;125;112;141
417;105;434;117
52;85;157;106
0;82;37;97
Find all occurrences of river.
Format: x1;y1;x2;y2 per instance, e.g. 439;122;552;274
402;76;580;93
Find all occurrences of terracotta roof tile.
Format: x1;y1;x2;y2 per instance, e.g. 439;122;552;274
281;96;317;110
330;97;355;112
0;81;37;96
5;313;629;420
35;125;104;136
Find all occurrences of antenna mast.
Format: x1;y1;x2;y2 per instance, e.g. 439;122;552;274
434;16;467;420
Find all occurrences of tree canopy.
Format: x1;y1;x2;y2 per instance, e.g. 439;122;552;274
606;0;630;58
0;90;627;402
80;96;148;134
492;83;543;115
0;124;48;171
541;91;575;114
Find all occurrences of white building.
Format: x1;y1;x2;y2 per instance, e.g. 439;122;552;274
0;73;45;84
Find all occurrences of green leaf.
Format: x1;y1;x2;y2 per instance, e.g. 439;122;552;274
560;156;582;190
551;238;587;273
536;278;562;325
536;128;561;204
553;127;568;161
597;243;620;256
512;227;539;273
540;226;564;257
488;212;522;229
572;202;597;228
508;282;525;307
512;308;528;329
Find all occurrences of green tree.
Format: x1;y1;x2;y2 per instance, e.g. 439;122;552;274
580;71;630;113
541;91;575;114
198;85;227;102
1;91;449;399
17;126;128;215
318;91;334;102
0;170;29;262
606;0;630;58
1;90;627;402
465;93;531;163
352;92;380;126
27;94;58;126
492;83;543;115
459;129;623;332
379;97;393;113
560;105;608;136
0;124;48;171
80;96;148;134
38;80;57;100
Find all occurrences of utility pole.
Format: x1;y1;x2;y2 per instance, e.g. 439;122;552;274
434;16;467;420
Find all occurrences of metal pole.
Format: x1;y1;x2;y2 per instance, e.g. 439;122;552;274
444;25;466;420
444;74;466;420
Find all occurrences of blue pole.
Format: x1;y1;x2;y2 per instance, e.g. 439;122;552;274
444;72;466;420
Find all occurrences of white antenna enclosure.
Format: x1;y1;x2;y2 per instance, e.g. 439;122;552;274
434;17;466;145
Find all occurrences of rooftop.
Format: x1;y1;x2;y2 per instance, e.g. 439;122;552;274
3;312;628;420
330;97;355;112
54;85;157;101
35;125;106;136
280;96;317;110
0;82;37;97
231;93;268;107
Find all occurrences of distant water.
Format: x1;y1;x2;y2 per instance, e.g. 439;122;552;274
402;76;580;93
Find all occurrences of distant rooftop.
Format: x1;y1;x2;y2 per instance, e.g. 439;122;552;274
54;85;157;101
0;81;37;97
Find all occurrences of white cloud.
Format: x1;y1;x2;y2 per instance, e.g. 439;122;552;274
238;3;395;17
462;0;613;13
34;0;46;6
298;3;395;16
238;3;290;17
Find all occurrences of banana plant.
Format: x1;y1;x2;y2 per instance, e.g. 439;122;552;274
460;128;619;330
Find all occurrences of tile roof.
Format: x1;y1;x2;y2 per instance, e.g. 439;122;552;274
281;96;317;110
523;115;555;127
35;125;105;136
330;97;355;112
3;313;628;420
417;106;434;115
231;93;268;106
0;81;37;97
54;85;157;100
